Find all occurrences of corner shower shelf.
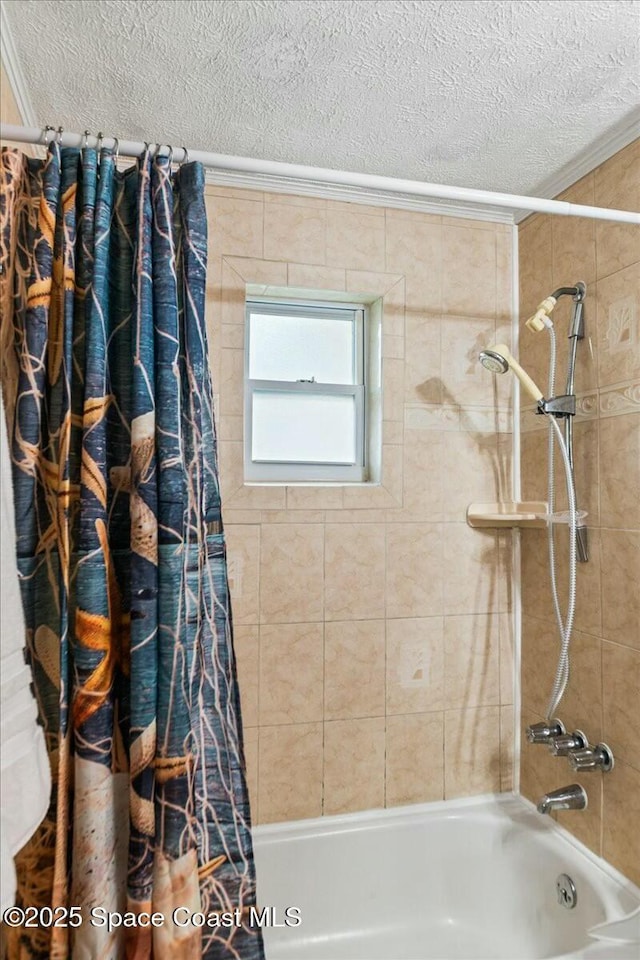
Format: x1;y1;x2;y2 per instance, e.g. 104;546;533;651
466;501;549;529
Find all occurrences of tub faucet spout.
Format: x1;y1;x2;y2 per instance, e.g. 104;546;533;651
536;784;587;815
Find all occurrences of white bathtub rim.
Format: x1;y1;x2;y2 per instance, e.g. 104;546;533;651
253;791;640;906
253;790;511;841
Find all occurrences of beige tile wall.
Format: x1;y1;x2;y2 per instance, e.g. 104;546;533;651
1;63;23;131
1;63;37;155
204;187;515;824
518;139;640;885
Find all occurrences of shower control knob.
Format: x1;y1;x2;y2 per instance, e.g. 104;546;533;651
550;730;588;757
526;719;565;745
568;743;614;773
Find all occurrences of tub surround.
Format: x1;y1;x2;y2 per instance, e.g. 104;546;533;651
519;139;640;885
204;190;515;823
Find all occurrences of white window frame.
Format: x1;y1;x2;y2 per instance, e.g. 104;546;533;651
244;297;367;483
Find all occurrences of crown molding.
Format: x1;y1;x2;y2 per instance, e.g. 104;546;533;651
513;110;640;223
2;0;635;227
204;169;515;224
0;1;37;126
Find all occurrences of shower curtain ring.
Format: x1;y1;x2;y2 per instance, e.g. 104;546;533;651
112;137;120;161
81;129;91;149
157;144;173;165
181;146;190;165
55;126;64;145
43;125;55;144
97;131;104;153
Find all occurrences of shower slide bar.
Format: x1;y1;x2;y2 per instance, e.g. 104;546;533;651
2;123;639;224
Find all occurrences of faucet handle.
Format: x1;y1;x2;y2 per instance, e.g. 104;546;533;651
568;742;614;773
527;719;565;745
550;730;588;757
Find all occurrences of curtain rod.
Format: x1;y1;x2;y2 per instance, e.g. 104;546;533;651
2;123;639;224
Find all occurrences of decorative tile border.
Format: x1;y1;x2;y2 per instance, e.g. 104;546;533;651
409;403;512;434
575;390;599;422
520;381;640;433
599;380;640;418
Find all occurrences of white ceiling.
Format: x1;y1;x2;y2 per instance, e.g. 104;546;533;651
4;0;640;195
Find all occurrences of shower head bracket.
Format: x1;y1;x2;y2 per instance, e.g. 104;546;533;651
536;394;576;418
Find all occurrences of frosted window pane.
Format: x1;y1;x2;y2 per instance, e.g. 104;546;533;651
249;313;354;383
252;392;356;463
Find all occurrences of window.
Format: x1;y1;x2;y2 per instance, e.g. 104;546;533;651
245;298;367;482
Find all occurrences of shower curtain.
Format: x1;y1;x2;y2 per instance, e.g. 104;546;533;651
0;143;264;960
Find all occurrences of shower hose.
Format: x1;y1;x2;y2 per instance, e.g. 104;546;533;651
542;326;578;722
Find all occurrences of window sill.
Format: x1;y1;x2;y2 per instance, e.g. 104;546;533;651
242;480;380;488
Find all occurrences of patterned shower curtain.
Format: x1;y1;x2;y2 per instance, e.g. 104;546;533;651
0;143;264;960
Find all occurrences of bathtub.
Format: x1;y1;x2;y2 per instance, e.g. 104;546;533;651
252;794;640;960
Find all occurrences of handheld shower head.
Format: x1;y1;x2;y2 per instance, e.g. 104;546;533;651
478;343;544;403
479;349;509;375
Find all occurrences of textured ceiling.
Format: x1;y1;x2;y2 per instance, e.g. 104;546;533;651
4;0;640;194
